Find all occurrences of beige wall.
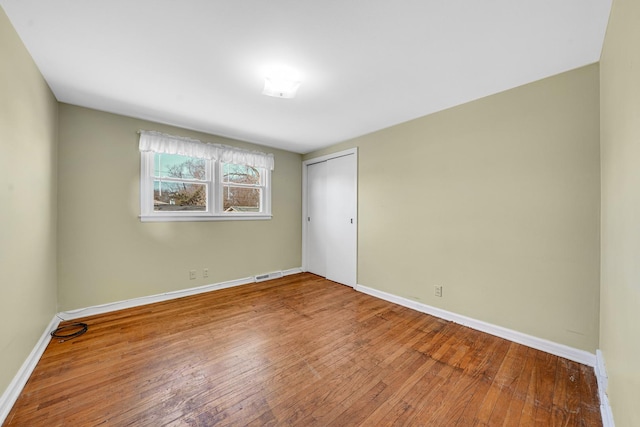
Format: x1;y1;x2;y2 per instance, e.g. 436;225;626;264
306;65;601;352
0;8;58;392
57;105;302;311
1;2;622;418
600;0;640;425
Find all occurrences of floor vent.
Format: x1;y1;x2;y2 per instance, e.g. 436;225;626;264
255;271;284;282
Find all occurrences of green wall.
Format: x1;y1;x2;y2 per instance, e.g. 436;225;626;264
0;8;58;392
600;0;640;425
57;104;302;311
306;64;601;352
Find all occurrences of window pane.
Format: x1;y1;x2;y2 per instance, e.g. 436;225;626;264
223;186;261;212
154;181;207;211
154;153;206;180
222;163;261;185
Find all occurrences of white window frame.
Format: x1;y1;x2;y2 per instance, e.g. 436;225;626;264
139;136;272;222
219;162;270;215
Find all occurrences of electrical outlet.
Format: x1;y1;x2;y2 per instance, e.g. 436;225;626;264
189;270;197;280
203;268;209;278
435;285;443;297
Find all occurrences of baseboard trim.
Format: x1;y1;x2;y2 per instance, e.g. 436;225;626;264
3;272;604;426
355;284;596;367
0;268;303;424
595;350;615;426
0;315;60;424
59;267;303;321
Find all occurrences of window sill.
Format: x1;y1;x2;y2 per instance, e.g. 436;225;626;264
139;214;272;222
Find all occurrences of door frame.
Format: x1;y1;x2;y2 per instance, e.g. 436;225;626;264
302;147;358;286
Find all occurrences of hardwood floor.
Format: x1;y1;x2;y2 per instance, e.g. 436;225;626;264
4;273;601;426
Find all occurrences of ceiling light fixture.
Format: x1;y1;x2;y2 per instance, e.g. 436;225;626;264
262;65;302;99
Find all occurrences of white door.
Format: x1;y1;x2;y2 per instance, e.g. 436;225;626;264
306;161;327;277
305;152;357;287
325;154;357;286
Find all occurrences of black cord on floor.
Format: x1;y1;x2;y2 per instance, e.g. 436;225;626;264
51;323;88;342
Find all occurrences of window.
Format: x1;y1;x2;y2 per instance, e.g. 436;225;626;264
139;131;273;221
222;163;265;213
153;153;208;212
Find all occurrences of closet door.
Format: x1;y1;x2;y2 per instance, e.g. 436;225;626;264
305;152;357;287
325;154;357;287
306;161;327;277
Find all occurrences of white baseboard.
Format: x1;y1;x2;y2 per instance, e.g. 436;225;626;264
59;267;303;321
0;268;303;425
282;267;303;276
359;281;617;425
0;315;60;424
2;271;606;426
596;350;615;426
355;283;596;367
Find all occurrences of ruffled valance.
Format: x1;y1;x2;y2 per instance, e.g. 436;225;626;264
138;130;275;170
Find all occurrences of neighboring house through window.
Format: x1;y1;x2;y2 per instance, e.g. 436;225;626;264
139;130;273;221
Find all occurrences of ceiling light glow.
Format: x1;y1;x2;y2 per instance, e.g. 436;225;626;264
262;65;302;99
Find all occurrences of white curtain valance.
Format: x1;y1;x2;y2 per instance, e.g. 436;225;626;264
138;130;275;170
219;147;275;170
139;130;219;160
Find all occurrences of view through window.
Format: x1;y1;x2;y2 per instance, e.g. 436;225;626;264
154;153;208;212
139;131;273;221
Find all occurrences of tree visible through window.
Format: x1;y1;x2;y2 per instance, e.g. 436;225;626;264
153;154;207;211
222;163;262;212
139;130;273;221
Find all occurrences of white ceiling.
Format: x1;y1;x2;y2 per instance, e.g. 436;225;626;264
1;0;611;154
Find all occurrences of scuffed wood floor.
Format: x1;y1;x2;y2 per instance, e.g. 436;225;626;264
4;273;601;426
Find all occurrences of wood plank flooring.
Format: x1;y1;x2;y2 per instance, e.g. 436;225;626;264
3;273;602;426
